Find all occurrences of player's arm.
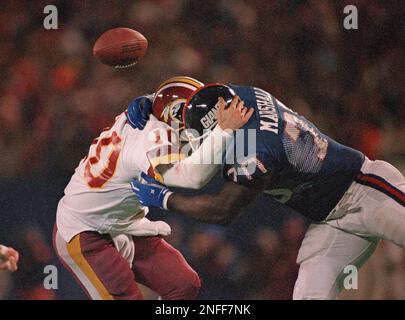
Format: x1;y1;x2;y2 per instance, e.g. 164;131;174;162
156;124;231;189
0;245;19;272
168;179;268;225
131;172;270;225
151;96;254;189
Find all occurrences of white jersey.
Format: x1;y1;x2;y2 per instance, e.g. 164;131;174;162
56;113;183;242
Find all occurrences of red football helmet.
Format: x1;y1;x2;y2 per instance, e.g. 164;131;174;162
152;76;204;131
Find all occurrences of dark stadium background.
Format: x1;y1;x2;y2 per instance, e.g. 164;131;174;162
0;0;404;299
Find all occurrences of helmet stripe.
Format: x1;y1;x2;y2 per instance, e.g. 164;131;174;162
155;82;198;93
156;76;203;92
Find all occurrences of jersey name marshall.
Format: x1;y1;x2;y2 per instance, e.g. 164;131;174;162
254;88;279;134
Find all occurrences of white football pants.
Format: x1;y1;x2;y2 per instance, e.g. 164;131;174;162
293;158;405;299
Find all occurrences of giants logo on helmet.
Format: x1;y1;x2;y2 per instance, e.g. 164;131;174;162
200;102;220;130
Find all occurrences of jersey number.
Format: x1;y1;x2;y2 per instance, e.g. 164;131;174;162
84;131;122;188
283;112;328;160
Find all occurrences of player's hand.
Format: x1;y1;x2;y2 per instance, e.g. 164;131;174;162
217;96;254;131
131;172;173;210
126;94;153;130
0;245;19;272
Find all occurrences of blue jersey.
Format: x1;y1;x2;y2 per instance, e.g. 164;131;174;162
223;85;365;221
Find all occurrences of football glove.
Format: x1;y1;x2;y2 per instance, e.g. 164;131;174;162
126;94;153;130
131;172;173;210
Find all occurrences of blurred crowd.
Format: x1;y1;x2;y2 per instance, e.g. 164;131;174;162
0;0;404;299
0;0;404;178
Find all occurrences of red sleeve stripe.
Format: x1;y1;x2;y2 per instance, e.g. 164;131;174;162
355;173;405;206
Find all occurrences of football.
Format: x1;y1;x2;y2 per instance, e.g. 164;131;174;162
93;27;148;68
